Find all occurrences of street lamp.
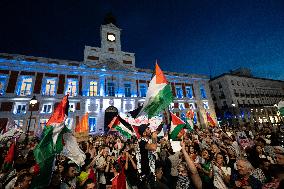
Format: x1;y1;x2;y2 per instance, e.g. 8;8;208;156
25;95;38;144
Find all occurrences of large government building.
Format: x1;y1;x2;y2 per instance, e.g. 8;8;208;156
0;22;216;135
210;68;284;126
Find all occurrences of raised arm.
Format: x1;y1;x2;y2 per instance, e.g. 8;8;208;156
181;141;202;189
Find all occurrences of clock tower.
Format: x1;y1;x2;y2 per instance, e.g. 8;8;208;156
84;14;135;68
101;23;121;52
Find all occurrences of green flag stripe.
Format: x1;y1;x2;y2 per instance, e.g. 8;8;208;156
279;107;284;116
170;124;185;139
144;84;173;118
114;126;132;139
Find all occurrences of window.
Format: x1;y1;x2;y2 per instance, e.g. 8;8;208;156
186;86;193;98
203;101;209;109
13;102;27;114
65;118;73;130
0;76;7;96
41;104;52;114
87;100;99;112
189;103;196;110
17;76;33;96
181;113;187;123
124;83;131;97
89;81;98;96
107;82;115;96
179;103;185;110
43;78;56;96
193;112;198;124
89;117;96;132
69;103;75;112
14;120;24;128
39;119;49;130
176;86;183;98
65;79;78;97
139;84;147;97
200;84;207;99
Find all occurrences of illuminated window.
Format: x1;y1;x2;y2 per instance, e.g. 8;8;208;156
186;86;193;98
176;86;183;98
65;79;78;97
139;84;147;97
65;118;73;130
13;102;27;114
193;112;198;124
189;103;196;110
181;113;186;122
0;76;7;96
43;78;56;96
17;76;33;96
203;101;209;109
41;104;52;113
69;103;75;112
107;82;115;96
89;117;96;132
124;83;131;97
14;119;24;128
89;81;98;96
179;103;185;110
200;84;207;99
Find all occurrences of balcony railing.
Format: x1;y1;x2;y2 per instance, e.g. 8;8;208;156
19;90;31;96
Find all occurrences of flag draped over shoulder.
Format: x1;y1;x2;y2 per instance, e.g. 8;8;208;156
3;142;15;171
75;112;89;133
139;62;173;118
108;115;135;139
278;101;284;116
170;113;186;140
32;96;69;188
206;112;216;128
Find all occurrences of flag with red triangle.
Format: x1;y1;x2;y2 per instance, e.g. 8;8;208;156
170;112;186;140
32;95;85;189
108;116;135;139
3;142;15;171
138;62;173;118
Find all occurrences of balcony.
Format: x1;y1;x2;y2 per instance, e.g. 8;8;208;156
42;90;56;96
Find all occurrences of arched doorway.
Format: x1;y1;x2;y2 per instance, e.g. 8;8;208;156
104;106;118;133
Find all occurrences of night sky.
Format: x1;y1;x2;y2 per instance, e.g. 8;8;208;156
1;0;284;80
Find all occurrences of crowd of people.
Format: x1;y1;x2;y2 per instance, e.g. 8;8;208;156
0;122;284;189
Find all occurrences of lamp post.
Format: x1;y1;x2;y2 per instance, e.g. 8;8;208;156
25;95;38;144
231;103;236;128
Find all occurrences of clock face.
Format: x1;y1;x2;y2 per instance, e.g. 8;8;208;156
107;34;116;42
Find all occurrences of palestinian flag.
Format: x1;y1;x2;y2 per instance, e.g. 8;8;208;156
3;142;15;171
206;112;216;128
139;62;173;118
185;110;194;131
32;96;69;188
170;112;186;140
278;101;284;116
108;116;135;139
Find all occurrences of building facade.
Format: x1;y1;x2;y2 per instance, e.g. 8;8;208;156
210;68;284;126
0;23;216;135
